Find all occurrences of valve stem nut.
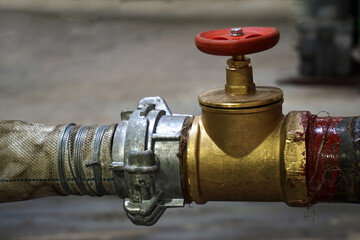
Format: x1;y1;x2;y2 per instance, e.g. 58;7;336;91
227;57;251;69
230;28;244;36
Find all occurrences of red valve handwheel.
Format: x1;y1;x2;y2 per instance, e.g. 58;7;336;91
195;27;280;56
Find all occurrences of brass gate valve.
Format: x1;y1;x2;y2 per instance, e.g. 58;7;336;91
185;27;295;204
192;27;284;158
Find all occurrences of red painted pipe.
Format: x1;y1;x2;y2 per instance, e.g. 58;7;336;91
304;112;360;204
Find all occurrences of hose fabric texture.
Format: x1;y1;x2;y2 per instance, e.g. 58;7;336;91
0;120;117;203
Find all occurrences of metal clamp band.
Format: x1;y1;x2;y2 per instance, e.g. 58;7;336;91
74;126;94;195
57;123;75;195
88;125;109;196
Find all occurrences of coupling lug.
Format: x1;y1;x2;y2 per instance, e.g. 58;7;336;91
137;96;172;115
109;161;124;171
120;111;133;121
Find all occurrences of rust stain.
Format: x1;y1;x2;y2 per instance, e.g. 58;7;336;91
293;131;305;142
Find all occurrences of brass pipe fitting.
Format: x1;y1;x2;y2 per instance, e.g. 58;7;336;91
185;109;308;207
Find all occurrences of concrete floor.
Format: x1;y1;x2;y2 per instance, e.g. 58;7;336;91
1;3;360;240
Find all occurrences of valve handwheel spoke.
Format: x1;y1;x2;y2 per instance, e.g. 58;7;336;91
195;27;280;56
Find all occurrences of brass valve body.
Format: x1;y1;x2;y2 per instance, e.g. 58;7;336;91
184;56;308;206
185;110;308;206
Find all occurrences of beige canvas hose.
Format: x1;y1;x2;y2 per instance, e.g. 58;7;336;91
0;120;117;202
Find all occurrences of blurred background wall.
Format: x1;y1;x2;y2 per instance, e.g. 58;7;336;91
1;0;360;239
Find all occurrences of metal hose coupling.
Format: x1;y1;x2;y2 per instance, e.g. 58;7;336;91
109;96;192;226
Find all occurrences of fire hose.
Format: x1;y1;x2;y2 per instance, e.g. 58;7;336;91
1;27;360;226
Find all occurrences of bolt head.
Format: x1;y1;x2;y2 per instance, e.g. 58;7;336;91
230;28;244;36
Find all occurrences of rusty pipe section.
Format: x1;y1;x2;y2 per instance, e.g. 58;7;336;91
306;114;360;204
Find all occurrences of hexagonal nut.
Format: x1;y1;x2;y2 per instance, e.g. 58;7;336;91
227;57;251;69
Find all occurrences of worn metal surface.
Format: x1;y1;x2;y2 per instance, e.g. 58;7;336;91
306;114;360;204
282;111;308;207
336;117;360;202
110;97;190;225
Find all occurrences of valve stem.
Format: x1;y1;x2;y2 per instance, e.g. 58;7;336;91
232;55;245;61
226;55;255;95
